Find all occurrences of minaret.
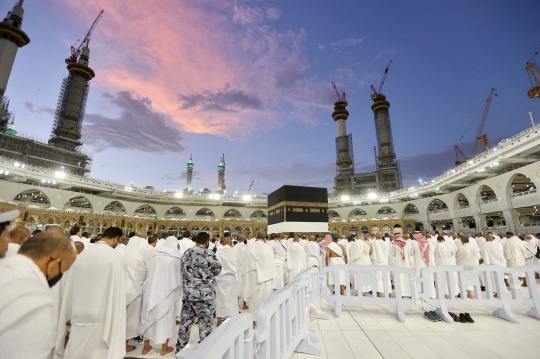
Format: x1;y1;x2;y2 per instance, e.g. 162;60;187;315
0;0;30;111
333;99;354;177
186;155;194;191
48;41;95;151
371;92;401;190
217;154;226;194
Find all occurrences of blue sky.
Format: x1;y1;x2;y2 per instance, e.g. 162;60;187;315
4;0;540;195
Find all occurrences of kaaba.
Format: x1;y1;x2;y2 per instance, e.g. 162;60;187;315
267;185;329;233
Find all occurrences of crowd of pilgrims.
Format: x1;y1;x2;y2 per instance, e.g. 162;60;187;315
0;207;539;358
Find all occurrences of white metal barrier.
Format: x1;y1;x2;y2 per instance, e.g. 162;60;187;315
319;265;418;322
177;313;254;359
516;265;540;320
291;267;330;320
255;273;322;359
422;265;523;323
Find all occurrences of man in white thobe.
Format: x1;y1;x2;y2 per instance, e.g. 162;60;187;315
235;236;249;310
178;230;195;254
55;227;128;359
286;235;307;284
305;235;321;268
215;237;240;325
456;236;481;298
242;232;275;325
410;232;435;298
268;233;287;290
524;235;539;283
371;231;392;297
483;233;508;296
140;235;157;268
140;237;182;356
0;229;77;359
349;233;372;295
123;235;148;347
390;234;412;297
434;236;459;298
5;225;31;258
115;236;129;258
503;231;527;285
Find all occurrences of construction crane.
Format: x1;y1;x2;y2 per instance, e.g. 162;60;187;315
247;180;255;194
65;10;104;64
526;49;540;99
454;88;497;165
370;59;393;99
332;81;346;102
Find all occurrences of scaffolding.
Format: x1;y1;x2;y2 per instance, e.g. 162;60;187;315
335;133;354;177
48;73;90;151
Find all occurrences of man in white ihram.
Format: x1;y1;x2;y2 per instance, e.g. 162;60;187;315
179;230;195;254
286;234;307;284
268;233;287;290
503;231;527;286
305;235;321;268
483;233;507;297
55;227;127;359
523;235;539;285
349;233;372;296
326;235;348;295
456;235;480;299
242;232;275;326
5;225;31;257
371;231;392;297
123;234;148;351
434;235;459;298
140;237;182;355
215;236;240;326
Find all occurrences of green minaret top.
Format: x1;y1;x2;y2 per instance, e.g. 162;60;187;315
187;155;194;169
5;119;16;136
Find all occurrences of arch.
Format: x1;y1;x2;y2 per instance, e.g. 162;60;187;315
381;224;391;234
403;203;419;216
134;204;157;219
360;226;369;234
63;195;93;213
508;173;536;197
195;208;215;219
164;206;186;219
12;189;51;208
427;198;449;214
223;226;231;233
377;206;397;215
158;225;166;231
349;208;367;219
223;209;242;219
169;225;178;231
406;224;413;234
455;192;470;209
328;210;341;222
202;226;210;231
477;184;497;204
103;201;126;215
250;210;268;221
370;225;379;235
393;224;402;228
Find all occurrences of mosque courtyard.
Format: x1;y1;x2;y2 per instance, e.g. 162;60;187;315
124;280;540;359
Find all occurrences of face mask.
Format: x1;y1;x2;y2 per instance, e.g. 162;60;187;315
46;257;63;288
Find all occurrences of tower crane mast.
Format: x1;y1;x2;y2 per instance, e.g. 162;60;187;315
247;180;255;194
371;59;393;98
65;10;104;64
526;49;540;99
332;81;346;102
470;88;496;157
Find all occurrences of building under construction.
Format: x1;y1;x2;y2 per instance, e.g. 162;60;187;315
333;61;402;195
0;3;99;177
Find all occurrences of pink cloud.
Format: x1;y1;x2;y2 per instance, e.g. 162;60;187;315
53;0;331;139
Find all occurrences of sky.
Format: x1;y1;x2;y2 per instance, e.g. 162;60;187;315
4;0;540;195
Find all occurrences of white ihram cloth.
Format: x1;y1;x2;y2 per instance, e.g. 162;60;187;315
410;240;435;298
115;243;126;258
476;237;487;259
268;240;287;289
434;241;460;296
215;245;241;318
504;236;526;276
390;241;412;297
235;244;248;299
327;242;347;287
242;241;275;316
444;235;457;252
140;237;182;345
286;242;307;284
349;240;372;292
140;244;157;268
5;242;20;257
155;238;165;250
305;241;320;268
456;243;480;291
179;237;195;255
371;240;392;293
55;242;126;359
525;237;540;266
483;241;508;293
0;255;56;359
124;236;148;339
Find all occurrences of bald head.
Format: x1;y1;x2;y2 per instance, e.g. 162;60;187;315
9;226;31;245
223;237;233;246
238;234;246;242
45;225;65;234
74;241;84;254
403;234;411;240
375;231;383;240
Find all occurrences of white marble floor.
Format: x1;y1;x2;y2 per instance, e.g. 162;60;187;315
125;282;540;359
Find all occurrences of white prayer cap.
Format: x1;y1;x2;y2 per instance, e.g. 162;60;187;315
0;209;19;223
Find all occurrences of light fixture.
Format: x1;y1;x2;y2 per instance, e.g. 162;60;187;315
367;192;377;199
341;195;350;201
243;195;252;201
13;162;20;167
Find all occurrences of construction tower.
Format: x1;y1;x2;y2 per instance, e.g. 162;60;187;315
186;155;194;191
217;154;226;194
332;83;354;178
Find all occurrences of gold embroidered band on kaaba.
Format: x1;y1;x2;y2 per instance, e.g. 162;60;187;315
268;200;328;212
